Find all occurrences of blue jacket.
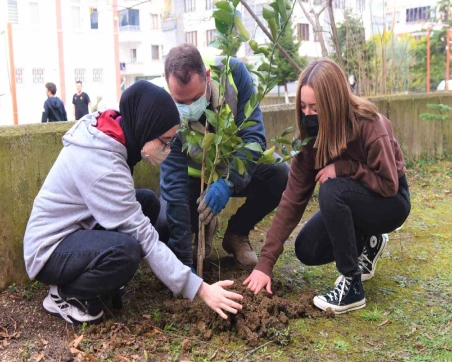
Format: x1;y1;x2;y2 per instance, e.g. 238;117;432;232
160;57;267;264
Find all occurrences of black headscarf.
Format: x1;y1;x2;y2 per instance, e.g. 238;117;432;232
120;80;180;170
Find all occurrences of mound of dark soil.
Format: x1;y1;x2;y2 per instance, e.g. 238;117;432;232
159;277;329;347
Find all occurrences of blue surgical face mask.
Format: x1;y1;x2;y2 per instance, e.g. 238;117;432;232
176;82;210;122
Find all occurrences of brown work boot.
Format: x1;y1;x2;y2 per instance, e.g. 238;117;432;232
192;216;219;260
222;231;258;270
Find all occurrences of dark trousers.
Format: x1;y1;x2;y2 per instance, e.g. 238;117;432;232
157;161;289;244
36;189;160;314
295;176;411;277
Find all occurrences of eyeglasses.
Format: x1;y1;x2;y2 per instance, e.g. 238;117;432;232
158;136;176;152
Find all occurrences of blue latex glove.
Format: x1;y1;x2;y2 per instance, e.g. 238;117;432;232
198;179;233;223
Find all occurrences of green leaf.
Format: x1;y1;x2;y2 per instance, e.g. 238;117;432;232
249;40;259;51
245;142;263;152
244;99;253;119
281;144;289;156
215;1;233;12
233;157;246;175
257;63;271;72
250;70;265;82
214;134;223;145
205;109;218;128
267;18;278;40
301;136;316;146
272;137;292;145
202;133;216;150
269;2;279;12
233;0;240;8
213;9;233;24
281;127;293;137
292;139;302;151
263;7;278;20
209;39;221;48
258;46;269;57
277;0;288;20
234;15;250;41
241;121;257;129
215;19;229;35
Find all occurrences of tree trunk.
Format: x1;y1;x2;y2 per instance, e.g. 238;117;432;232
297;0;329;57
327;0;344;69
284;82;289;103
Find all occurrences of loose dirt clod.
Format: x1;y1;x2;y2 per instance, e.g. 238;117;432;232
159;277;325;347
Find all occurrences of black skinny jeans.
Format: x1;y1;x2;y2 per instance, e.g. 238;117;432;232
295;176;411;277
36;189;160;314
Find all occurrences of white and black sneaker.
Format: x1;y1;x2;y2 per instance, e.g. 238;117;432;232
359;234;389;281
43;286;104;324
314;273;366;314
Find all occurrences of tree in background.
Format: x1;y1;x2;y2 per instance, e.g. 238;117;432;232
262;20;306;103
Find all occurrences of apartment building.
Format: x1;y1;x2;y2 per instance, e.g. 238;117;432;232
384;0;438;35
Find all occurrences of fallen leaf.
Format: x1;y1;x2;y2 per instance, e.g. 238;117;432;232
2;340;9;347
70;334;83;348
424;333;432;340
70;347;81;354
41;339;48;345
210;349;218;359
405;326;417;337
378;319;390;327
142;314;151;319
85;354;100;362
444;190;450;194
36;353;45;361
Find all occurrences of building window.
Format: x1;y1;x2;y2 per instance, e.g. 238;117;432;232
29;2;39;26
15;68;24;84
74;68;86;83
206;0;215;10
185;31;197;46
93;68;103;83
334;0;345;9
130;49;137;63
406;6;430;23
72;6;81;28
151;45;160;60
206;29;216;46
185;0;195;13
151;14;159;29
32;68;45;84
119;9;140;31
90;8;98;29
297;23;309;41
8;0;18;24
356;0;365;12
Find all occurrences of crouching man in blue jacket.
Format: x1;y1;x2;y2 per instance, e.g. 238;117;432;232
156;43;289;271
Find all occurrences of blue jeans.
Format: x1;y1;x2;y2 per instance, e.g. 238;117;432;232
36;189;159;314
295;176;411;277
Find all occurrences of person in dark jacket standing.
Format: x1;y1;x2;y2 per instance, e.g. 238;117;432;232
244;59;411;314
42;82;67;123
72;80;91;120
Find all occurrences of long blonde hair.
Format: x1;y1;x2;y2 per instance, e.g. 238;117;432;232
295;59;379;169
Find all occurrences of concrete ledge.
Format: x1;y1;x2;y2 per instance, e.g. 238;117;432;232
1;93;452;289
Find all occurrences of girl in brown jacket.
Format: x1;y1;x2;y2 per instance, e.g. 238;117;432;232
244;59;411;314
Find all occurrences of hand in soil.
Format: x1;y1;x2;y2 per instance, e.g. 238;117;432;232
197;281;243;319
243;269;273;295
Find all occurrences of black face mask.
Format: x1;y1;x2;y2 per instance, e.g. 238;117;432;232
301;112;319;137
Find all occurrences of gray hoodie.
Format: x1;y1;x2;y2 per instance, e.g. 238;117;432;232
24;114;202;300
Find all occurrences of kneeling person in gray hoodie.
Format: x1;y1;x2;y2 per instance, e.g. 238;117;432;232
24;80;243;324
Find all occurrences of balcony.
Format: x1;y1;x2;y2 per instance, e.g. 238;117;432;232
119;60;146;75
161;17;177;31
118;25;142;43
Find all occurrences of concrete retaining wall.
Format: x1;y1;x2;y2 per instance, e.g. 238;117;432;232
1;93;451;289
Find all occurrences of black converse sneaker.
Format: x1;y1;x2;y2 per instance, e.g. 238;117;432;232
314;273;366;314
359;234;389;281
43;286;104;324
